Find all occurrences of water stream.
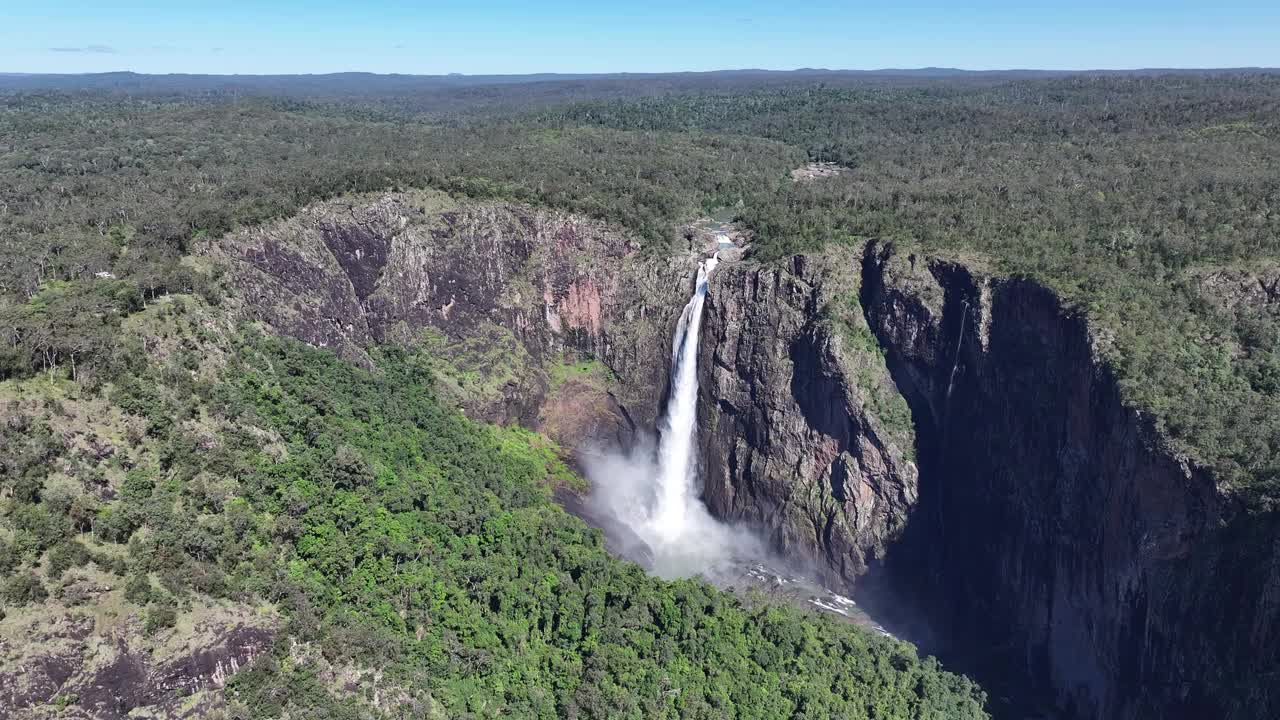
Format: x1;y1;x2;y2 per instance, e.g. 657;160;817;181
583;242;888;633
649;254;718;549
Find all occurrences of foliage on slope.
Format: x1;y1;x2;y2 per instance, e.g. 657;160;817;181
547;76;1280;505
0;293;987;719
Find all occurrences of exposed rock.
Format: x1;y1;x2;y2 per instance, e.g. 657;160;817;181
1191;261;1280;316
697;246;917;584
790;162;847;183
0;591;277;720
857;242;1280;719
204;190;698;454
696;239;1280;719
199;190;1280;720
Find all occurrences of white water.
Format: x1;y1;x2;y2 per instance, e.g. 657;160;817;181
584;252;760;578
649;255;717;545
580;248;889;632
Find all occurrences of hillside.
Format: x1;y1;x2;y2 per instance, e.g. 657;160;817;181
0;283;986;718
2;71;1279;719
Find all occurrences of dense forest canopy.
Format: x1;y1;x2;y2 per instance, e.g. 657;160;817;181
0;298;988;716
1;69;1279;716
3;72;1278;504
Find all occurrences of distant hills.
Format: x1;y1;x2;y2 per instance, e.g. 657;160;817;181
2;67;1278;97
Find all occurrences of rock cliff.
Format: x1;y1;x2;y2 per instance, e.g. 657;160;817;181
202;191;1280;719
697;246;917;584
697;241;1280;719
203;190;698;454
859;242;1280;719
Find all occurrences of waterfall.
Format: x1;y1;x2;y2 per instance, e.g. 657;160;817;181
649;255;718;544
578;249;892;631
583;250;761;579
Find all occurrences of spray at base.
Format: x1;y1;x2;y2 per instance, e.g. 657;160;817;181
586;253;761;579
581;247;889;633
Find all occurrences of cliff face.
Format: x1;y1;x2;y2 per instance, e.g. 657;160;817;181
699;242;1280;719
204;190;697;453
697;247;918;583
859;243;1280;719
203;191;1280;718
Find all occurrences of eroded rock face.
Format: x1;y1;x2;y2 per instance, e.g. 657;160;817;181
1191;261;1280;319
205;191;697;452
0;595;276;720
858;242;1280;719
696;240;1280;719
204;191;1280;719
697;247;917;584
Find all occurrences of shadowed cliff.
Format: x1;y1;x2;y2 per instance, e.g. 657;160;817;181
696;240;1280;719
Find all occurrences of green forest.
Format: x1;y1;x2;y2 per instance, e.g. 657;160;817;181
0;293;986;717
4;75;1278;506
1;70;1279;717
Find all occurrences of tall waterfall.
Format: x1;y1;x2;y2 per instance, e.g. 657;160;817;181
583;250;763;579
579;248;892;630
649;255;718;544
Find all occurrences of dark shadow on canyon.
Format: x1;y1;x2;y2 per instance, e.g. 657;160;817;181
848;246;1067;720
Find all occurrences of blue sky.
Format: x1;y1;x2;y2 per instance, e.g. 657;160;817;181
2;1;1277;74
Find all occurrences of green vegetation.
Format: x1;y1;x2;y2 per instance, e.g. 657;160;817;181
544;76;1280;506
226;334;985;718
418;324;539;411
3;69;1280;714
827;289;916;460
6;75;1277;504
547;354;616;393
0;293;986;717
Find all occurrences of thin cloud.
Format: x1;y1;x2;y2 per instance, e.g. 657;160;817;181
50;44;117;54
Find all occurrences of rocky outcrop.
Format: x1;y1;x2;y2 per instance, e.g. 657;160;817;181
697;247;917;584
857;242;1280;719
1191;261;1280;320
0;595;276;720
204;190;698;452
697;240;1280;719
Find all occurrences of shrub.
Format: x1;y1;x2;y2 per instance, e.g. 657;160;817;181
124;573;155;605
2;572;49;605
144;603;178;636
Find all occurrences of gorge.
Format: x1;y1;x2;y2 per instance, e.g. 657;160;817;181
696;241;1280;719
5;70;1280;720
209;193;1279;719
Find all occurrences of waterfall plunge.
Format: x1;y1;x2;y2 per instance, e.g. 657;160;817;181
649;255;717;545
584;253;760;580
578;250;892;631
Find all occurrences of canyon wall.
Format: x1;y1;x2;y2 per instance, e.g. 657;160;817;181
696;247;918;583
205;192;1280;718
859;242;1280;719
204;190;698;454
699;241;1280;719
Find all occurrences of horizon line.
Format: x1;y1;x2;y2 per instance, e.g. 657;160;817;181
4;66;1280;78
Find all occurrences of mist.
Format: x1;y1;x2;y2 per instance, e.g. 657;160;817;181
581;434;766;581
580;255;765;581
574;251;894;637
